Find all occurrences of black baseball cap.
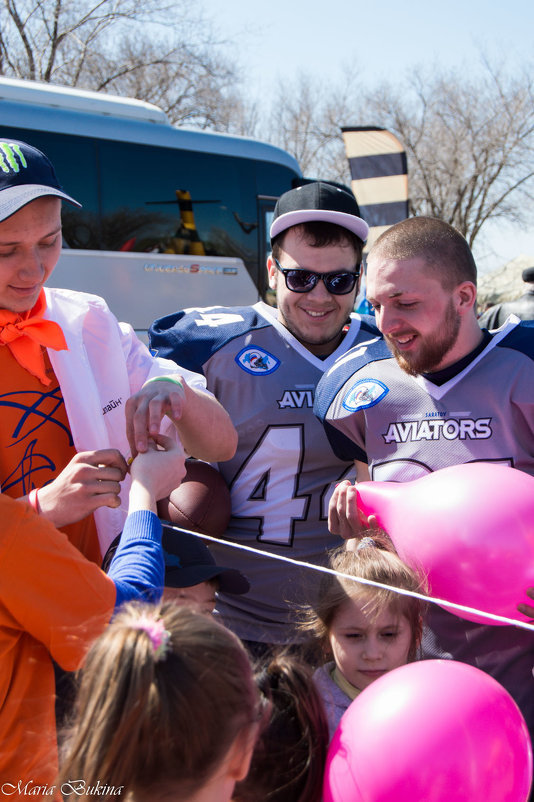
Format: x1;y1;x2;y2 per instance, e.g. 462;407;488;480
0;139;81;222
162;527;250;594
270;181;369;244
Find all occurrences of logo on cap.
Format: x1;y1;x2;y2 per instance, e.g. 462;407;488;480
235;346;280;375
0;142;27;175
163;550;182;568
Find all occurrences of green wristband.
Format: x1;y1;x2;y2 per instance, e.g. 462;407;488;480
143;376;184;390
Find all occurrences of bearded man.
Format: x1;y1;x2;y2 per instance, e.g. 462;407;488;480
315;216;534;751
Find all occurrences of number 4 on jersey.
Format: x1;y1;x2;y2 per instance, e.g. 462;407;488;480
230;426;309;546
193;311;245;328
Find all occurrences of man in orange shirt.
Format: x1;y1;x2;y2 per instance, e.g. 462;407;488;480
0;138;237;562
0;435;183;792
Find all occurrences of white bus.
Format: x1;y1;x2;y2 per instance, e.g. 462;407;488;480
0;77;302;336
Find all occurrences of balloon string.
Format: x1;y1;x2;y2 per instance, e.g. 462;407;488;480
156;521;534;633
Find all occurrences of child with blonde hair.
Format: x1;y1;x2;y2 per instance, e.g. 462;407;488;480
59;602;263;801
305;533;428;738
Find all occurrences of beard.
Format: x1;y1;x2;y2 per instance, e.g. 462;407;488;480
387;299;461;376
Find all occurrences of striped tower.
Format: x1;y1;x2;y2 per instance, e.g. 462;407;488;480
341;126;408;251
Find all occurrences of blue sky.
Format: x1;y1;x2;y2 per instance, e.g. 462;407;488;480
202;0;534;274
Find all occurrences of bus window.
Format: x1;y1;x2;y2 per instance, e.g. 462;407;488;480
257;198;277;303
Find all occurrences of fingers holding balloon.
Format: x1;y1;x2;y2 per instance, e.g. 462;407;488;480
517;587;534;621
329;481;358;539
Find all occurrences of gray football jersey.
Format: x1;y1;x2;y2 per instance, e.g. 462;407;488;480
316;317;534;480
150;302;380;642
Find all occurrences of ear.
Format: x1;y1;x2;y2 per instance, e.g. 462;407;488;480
455;281;477;314
415;615;424;649
267;255;278;291
322;634;334;660
226;723;260;782
355;268;363;298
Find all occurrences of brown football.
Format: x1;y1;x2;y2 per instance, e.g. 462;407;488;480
157;460;232;537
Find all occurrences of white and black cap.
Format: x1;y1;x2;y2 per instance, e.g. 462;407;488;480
270;181;368;244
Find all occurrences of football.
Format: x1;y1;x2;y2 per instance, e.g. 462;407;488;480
157;459;232;537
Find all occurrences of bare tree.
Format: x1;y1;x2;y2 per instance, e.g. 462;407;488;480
0;0;240;127
259;58;534;248
210;92;261;138
361;59;534;246
265;72;356;183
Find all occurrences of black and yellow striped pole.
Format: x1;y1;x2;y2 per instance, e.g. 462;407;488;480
164;190;206;256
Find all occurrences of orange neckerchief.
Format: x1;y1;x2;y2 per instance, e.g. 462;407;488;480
0;290;68;386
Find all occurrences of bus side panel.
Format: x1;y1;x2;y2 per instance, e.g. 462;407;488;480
49;251;258;336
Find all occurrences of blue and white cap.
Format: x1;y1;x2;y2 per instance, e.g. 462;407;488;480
0;139;81;222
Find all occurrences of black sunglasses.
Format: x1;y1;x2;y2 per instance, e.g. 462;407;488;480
274;258;360;295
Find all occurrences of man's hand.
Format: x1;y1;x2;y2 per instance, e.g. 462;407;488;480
35;449;128;528
125;377;186;457
128;433;186;513
328;480;376;540
517;588;534;620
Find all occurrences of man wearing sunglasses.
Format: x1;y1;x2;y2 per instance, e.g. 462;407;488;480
149;182;382;651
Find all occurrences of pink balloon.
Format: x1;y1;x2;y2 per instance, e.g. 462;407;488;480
324;660;533;802
355;462;534;624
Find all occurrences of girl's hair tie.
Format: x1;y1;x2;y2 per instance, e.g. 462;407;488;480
356;536;378;552
131;615;171;661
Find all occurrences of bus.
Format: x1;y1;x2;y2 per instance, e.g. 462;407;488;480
0;77;302;336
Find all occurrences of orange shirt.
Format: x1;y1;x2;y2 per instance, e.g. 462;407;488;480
0;345;101;563
0;495;116;793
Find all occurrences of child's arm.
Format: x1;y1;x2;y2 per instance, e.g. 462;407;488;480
108;434;186;606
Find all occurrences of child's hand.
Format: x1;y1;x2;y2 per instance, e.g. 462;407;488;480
328;480;376;540
128;434;186;513
517;587;534;621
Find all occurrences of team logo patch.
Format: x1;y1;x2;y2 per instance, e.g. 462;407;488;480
342;378;388;411
235;346;280;375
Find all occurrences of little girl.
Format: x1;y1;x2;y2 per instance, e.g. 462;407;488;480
305;533;428;738
233;651;329;802
59;602;264;801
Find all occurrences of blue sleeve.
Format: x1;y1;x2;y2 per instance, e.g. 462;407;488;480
149;306;267;372
107;510;164;609
149;308;223;372
500;320;534;360
323;419;368;463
